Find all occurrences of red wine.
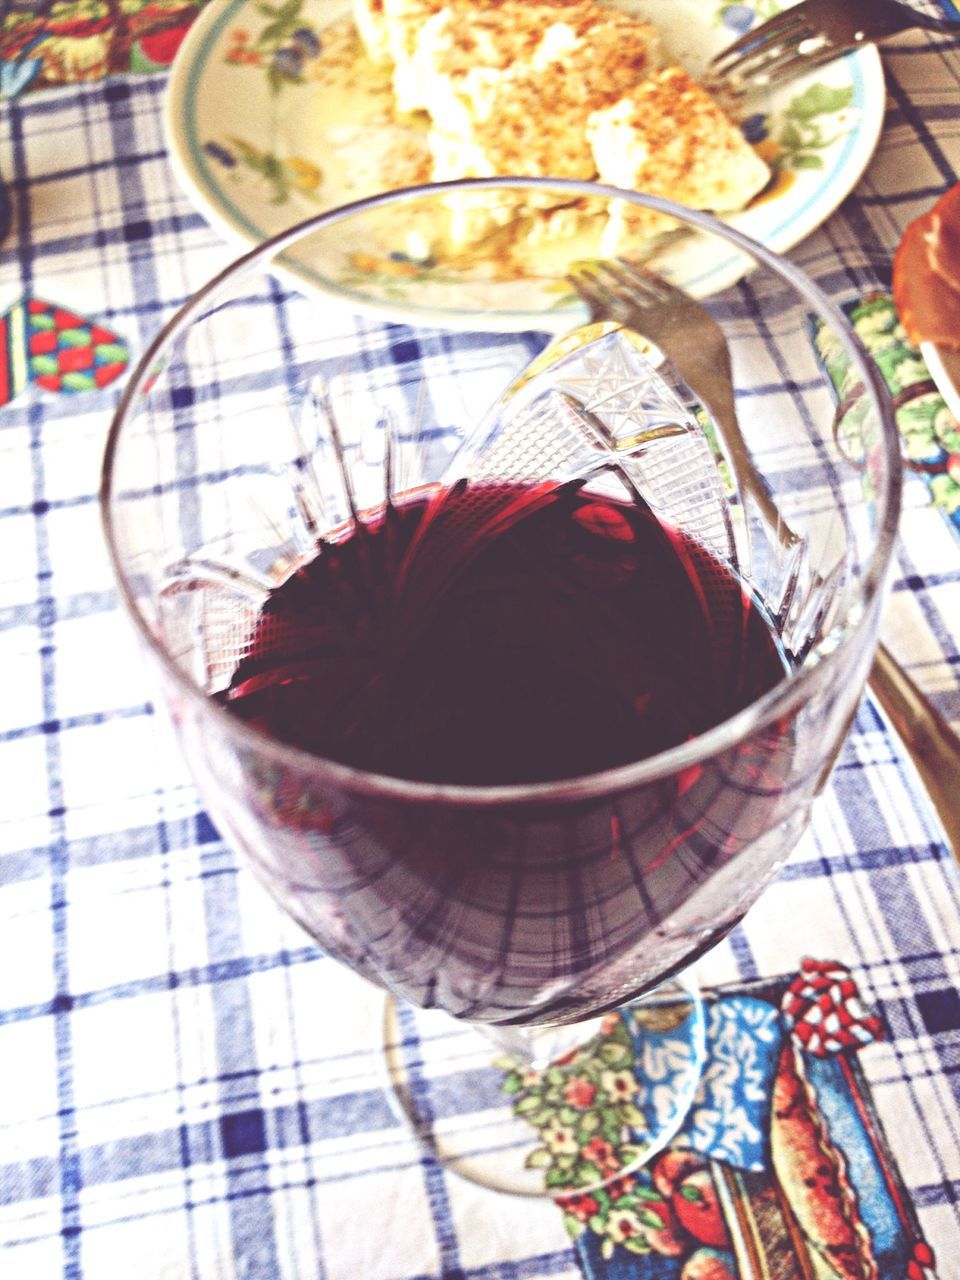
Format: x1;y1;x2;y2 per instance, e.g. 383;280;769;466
224;480;785;784
215;479;794;1023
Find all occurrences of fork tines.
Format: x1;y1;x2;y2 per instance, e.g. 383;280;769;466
707;0;854;89
709;23;834;86
570;259;670;312
707;0;960;90
711;10;811;71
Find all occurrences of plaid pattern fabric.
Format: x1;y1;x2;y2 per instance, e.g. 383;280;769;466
2;21;960;1280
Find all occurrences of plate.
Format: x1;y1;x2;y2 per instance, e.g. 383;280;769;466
165;0;885;331
923;342;960;421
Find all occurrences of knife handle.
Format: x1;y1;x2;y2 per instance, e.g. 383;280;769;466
868;643;960;861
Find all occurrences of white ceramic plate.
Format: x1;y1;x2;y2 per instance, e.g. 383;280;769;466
165;0;885;331
923;342;960;421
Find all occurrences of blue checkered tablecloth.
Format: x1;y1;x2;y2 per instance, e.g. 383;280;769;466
2;18;960;1280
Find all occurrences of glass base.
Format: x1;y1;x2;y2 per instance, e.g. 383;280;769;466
382;975;706;1197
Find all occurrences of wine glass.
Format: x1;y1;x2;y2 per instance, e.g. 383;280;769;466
100;178;900;1197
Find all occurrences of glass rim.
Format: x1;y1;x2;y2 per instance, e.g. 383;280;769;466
100;176;903;807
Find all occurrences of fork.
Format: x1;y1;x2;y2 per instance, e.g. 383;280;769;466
567;255;960;859
709;0;959;91
568;257;798;552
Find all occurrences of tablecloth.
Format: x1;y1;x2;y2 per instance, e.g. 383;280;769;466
2;10;960;1280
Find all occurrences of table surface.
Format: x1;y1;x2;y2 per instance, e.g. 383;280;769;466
2;4;960;1279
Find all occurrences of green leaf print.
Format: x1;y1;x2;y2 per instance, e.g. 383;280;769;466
774;81;854;172
792;154;825;170
785;82;854;120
